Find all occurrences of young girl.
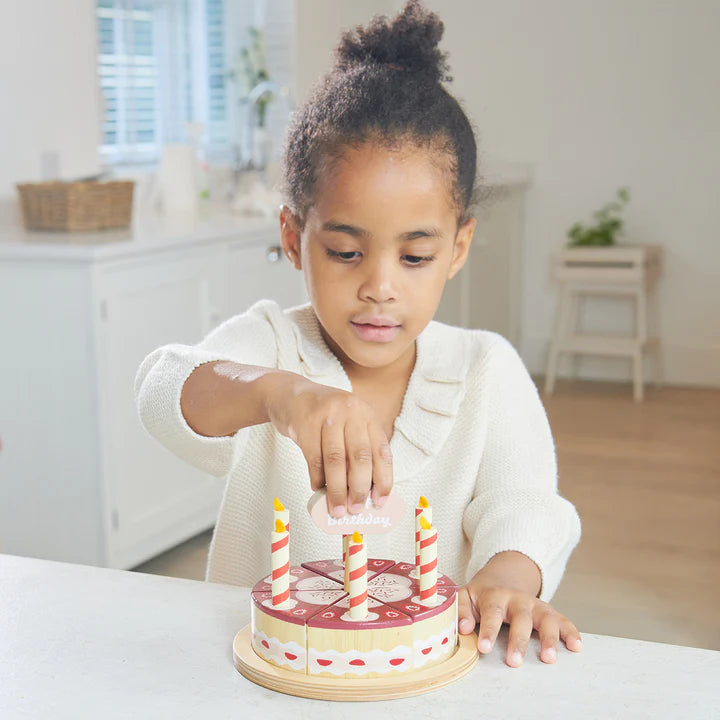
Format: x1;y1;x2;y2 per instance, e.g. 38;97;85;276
135;0;581;668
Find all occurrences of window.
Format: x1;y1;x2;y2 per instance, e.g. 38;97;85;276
97;0;293;166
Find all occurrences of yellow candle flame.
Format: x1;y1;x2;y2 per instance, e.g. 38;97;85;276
419;516;432;531
274;519;286;533
351;530;363;543
418;495;429;508
273;497;284;512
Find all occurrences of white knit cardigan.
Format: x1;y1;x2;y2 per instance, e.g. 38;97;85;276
135;300;580;600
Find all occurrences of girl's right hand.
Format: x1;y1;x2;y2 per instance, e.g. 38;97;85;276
264;374;393;515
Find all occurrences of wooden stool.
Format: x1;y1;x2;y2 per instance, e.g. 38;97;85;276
544;245;662;402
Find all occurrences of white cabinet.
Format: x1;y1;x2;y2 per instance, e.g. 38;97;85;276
0;224;305;569
226;240;306;315
95;249;227;569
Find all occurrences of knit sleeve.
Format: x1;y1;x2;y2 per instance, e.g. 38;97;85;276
134;300;280;478
461;334;581;601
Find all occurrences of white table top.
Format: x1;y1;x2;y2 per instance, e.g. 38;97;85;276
2;554;718;719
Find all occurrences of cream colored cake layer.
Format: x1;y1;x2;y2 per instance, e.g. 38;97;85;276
412;598;458;671
251;603;306;674
307;623;416;678
251;602;459;678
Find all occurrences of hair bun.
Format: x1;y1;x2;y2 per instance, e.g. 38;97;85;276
334;0;450;83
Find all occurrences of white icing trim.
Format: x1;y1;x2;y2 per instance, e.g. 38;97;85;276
413;618;458;669
251;629;306;673
308;646;414;676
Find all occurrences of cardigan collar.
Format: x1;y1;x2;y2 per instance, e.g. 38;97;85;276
290;305;469;479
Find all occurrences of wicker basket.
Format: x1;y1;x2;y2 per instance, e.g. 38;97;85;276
16;180;135;232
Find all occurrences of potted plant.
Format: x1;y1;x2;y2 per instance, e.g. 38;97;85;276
567;187;630;247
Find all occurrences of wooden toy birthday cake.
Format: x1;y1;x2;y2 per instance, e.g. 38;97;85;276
234;494;478;699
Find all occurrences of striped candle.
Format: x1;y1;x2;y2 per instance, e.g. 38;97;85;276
418;515;438;605
271;518;290;607
415;495;432;572
347;530;368;620
273;496;289;532
342;533;351;593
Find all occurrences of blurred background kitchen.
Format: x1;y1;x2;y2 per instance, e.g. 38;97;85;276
1;0;718;651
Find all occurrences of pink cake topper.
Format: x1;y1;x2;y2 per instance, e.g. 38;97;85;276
307;489;406;536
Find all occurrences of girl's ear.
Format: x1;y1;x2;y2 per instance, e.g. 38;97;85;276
279;205;302;270
447;217;476;280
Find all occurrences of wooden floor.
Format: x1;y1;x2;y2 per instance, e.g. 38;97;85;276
135;380;720;651
546;379;720;651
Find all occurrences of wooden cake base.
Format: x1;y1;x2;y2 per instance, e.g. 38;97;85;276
233;624;479;701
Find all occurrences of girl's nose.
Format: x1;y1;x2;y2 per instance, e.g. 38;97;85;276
358;257;398;304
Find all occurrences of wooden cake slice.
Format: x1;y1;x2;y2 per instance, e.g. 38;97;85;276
250;566;347;673
364;566;458;671
306;594;414;678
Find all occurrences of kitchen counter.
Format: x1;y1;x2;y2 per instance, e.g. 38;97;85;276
1;554;718;719
0;203;278;263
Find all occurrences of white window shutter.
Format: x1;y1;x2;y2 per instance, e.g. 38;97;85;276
263;0;294;165
98;0;160;164
97;0;293;168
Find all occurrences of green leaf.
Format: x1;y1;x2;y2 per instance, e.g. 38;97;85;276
569;187;630;247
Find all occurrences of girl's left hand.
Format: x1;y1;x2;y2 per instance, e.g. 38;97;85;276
457;554;582;667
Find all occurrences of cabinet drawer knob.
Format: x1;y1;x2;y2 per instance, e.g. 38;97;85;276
266;245;282;263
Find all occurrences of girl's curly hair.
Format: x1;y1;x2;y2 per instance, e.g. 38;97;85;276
281;0;481;228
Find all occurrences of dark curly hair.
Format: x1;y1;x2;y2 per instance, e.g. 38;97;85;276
281;0;481;229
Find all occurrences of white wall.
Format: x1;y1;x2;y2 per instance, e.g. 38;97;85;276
296;0;720;386
0;0;102;223
293;0;396;102
2;0;718;385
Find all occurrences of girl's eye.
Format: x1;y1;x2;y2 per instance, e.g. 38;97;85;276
402;254;436;266
326;249;361;261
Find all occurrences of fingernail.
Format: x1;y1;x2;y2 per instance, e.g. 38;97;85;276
545;647;557;662
349;503;363;514
332;505;345;518
510;651;523;667
479;638;492;653
375;495;387;508
459;619;473;634
574;638;583;651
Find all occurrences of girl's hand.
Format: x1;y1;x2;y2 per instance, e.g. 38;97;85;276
457;551;582;667
264;374;393;514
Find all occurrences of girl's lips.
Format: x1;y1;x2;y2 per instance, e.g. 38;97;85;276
350;321;401;343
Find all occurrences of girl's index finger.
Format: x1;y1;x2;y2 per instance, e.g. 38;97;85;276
368;421;393;506
321;417;348;516
477;595;506;655
345;419;373;513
